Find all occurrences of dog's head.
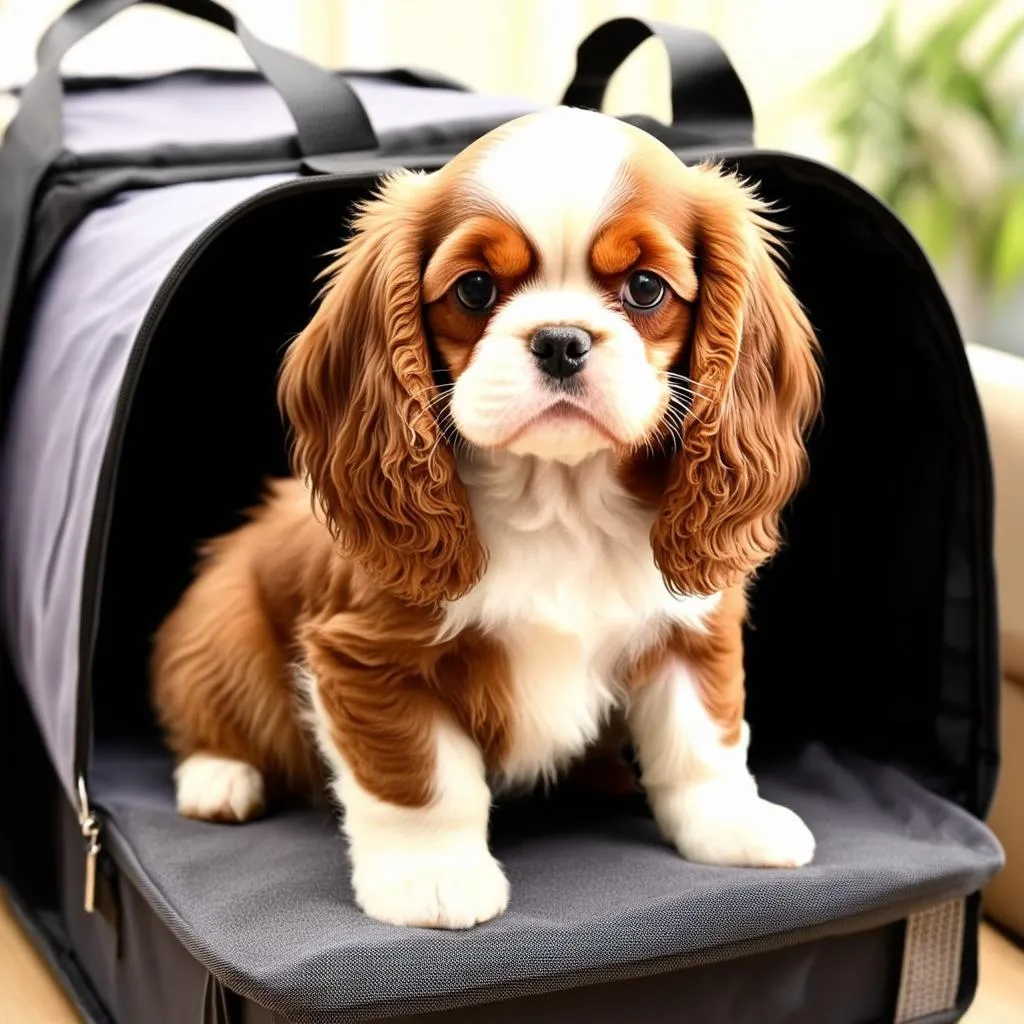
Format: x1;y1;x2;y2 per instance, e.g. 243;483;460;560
280;108;821;605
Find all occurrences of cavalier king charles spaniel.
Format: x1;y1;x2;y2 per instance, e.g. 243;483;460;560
152;107;822;929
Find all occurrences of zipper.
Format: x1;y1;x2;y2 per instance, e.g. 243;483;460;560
76;774;101;914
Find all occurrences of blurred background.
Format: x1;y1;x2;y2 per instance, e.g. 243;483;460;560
1;0;1023;355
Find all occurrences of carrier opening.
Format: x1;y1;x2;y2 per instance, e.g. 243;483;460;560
91;160;990;812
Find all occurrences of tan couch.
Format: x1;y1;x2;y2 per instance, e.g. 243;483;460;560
968;342;1024;937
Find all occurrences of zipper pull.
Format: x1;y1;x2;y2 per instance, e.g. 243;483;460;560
77;775;102;914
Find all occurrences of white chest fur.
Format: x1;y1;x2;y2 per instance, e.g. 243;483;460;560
442;452;720;792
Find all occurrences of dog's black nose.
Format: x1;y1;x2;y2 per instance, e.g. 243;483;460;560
530;326;592;380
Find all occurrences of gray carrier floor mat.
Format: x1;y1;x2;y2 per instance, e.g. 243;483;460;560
89;741;1002;1019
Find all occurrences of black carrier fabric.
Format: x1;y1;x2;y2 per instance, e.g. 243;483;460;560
0;3;1004;1022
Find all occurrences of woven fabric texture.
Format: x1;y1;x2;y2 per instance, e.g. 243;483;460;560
91;742;1002;1019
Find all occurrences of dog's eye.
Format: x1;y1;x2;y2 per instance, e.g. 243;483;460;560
454;271;497;312
622;270;666;310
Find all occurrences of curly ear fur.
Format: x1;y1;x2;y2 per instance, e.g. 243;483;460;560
278;171;485;606
652;166;823;597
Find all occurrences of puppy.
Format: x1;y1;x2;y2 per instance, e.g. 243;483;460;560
152;107;822;929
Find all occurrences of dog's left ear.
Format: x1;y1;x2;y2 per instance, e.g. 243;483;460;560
652;165;823;597
278;170;485;606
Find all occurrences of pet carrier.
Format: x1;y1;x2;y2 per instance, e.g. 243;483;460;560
0;2;1004;1021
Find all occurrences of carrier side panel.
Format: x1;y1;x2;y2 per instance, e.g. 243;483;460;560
0;173;295;799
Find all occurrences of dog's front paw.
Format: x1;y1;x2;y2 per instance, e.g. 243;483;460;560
174;752;266;823
353;847;510;929
662;784;815;868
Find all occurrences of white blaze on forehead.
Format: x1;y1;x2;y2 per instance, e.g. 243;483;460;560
472;109;631;285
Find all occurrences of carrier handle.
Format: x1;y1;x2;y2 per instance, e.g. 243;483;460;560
561;17;754;146
33;0;378;157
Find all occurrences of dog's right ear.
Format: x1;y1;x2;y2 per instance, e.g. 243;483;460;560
278;171;485;606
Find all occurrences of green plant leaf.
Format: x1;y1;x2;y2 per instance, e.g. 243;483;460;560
942;64;1014;142
991;187;1024;292
908;0;993;88
811;0;1024;295
980;11;1024;76
899;184;961;266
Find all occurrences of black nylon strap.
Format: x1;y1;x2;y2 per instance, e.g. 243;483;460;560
34;0;377;157
561;17;754;146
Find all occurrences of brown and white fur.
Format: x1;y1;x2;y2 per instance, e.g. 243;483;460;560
152;108;822;929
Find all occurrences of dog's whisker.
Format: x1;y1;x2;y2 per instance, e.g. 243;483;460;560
665;388;709;427
407;382;455;401
662;409;686;432
663;395;708;429
407;390;454;425
663;397;692;422
405;388;458;441
663;397;684;417
436;408;467;460
426;412;460;471
665;383;704;404
425;432;446;471
656;418;681;457
659;421;683;446
651;424;671;459
665;372;715;395
665;369;711;386
411;388;457;416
